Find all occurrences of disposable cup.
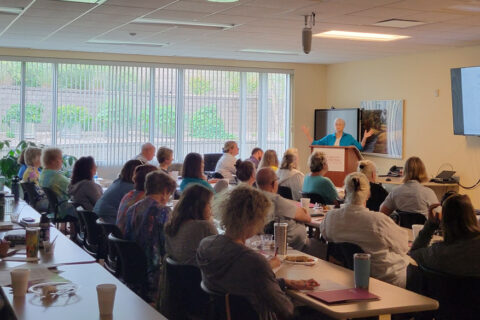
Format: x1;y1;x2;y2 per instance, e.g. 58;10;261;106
412;224;423;240
300;198;310;209
11;268;30;297
97;284;116;316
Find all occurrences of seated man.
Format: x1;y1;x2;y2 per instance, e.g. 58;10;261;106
135;142;156;164
256;167;311;250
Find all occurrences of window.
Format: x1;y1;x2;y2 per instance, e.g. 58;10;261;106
0;59;292;166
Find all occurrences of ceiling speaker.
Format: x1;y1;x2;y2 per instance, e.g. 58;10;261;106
302;27;312;54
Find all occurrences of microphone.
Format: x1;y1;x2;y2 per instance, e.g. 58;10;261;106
302;27;312;54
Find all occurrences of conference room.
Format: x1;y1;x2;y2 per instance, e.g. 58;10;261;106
1;0;480;319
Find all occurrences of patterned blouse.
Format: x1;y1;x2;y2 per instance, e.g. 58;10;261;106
124;197;171;301
116;190;145;235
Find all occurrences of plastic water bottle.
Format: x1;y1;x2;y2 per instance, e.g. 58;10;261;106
94;172;98;182
11;176;20;202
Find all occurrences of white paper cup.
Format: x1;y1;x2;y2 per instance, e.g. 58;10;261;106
97;284;116;316
11;268;30;297
43;241;55;254
300;198;310;209
412;224;423;240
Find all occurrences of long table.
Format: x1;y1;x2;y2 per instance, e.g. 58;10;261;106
0;196;167;320
276;250;439;319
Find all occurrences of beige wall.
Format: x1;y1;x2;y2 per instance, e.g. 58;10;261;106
0;47;327;173
325;45;480;207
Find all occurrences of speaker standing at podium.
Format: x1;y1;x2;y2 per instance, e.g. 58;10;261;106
302;118;373;151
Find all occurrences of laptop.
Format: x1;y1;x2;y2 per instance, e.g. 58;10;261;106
432;170;456;183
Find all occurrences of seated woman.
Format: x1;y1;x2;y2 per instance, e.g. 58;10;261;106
320;172;409;287
93;159;142;223
357;160;388;211
258;149;279;171
179;153;213;192
22;146;48;212
410;193;480;277
236;160;256;186
125;171;177;302
214;141;239;183
197;185;319;319
17;149;27;180
165;184;217;266
302;151;338;204
157;147;173;174
277;148;304;201
39;148;76;218
68;156;103;211
116;164;157;235
380;156;438;217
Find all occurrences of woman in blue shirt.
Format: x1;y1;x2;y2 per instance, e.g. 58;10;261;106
302;118;372;150
302;151;338;204
179;153;214;192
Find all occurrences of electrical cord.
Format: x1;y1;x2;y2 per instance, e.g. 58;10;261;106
458;178;480;190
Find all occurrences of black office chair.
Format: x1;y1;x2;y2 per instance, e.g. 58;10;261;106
163;257;209;319
278;186;293;200
108;233;148;299
204;153;223;173
96;219;122;276
42;187;78;237
76;208;101;259
393;210;426;229
326;242;364;270
21;182;46;212
407;264;480;320
301;192;327;205
200;281;260;320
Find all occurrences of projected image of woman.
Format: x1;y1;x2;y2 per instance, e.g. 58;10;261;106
302;118;373;150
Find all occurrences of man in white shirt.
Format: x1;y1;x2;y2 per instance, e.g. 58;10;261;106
135;142;155;164
320;172;409;287
257;167;311;250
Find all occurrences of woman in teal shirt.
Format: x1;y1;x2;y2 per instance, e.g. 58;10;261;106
302;118;372;150
179;153;214;192
302;151;338;204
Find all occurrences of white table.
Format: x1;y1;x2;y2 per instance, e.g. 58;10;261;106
276;250;438;319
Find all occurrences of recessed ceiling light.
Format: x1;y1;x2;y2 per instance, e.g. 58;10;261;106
58;0;106;4
239;49;299;55
87;39;168;47
373;19;425;28
314;30;410;41
0;7;23;15
208;0;239;2
132;18;235;30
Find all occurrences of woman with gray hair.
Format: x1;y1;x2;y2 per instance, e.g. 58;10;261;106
197;186;319;319
277;148;304;201
320;172;409;287
214;141;239;183
357;160;388;211
301;151;338;204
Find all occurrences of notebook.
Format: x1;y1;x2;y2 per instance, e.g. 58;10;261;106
0;221;13;230
307;288;380;304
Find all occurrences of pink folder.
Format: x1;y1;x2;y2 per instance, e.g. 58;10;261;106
307;288;380;304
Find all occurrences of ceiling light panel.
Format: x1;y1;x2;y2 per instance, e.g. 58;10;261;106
239;49;299;55
373;19;426;28
315;30;410;41
0;7;23;15
58;0;105;3
132;18;235;30
87;39;168;47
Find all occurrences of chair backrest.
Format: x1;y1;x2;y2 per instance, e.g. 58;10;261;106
200;281;260;320
42;187;59;216
396;210;426;228
76;209;100;247
277;186;293;200
164;257;209;318
212;172;224;179
107;233;147;285
204;153;223;172
96;219;122;274
21;182;40;206
417;264;480;320
301;192;327;205
326;242;364;270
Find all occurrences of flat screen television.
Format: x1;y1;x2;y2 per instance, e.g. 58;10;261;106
314;108;360;141
451;66;480;136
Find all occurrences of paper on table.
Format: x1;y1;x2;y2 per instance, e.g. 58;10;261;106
0;264;63;286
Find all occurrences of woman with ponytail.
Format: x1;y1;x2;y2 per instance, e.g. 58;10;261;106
320;172;409;287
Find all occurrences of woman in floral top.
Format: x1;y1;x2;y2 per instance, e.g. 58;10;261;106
22;147;48;212
124;171;177;302
116;164;157;235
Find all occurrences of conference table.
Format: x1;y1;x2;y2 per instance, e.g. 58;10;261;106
275;250;439;320
0;194;166;320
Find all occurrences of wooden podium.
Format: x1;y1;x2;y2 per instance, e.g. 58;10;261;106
309;145;363;187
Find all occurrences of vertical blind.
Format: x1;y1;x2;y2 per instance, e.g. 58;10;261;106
0;59;291;165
